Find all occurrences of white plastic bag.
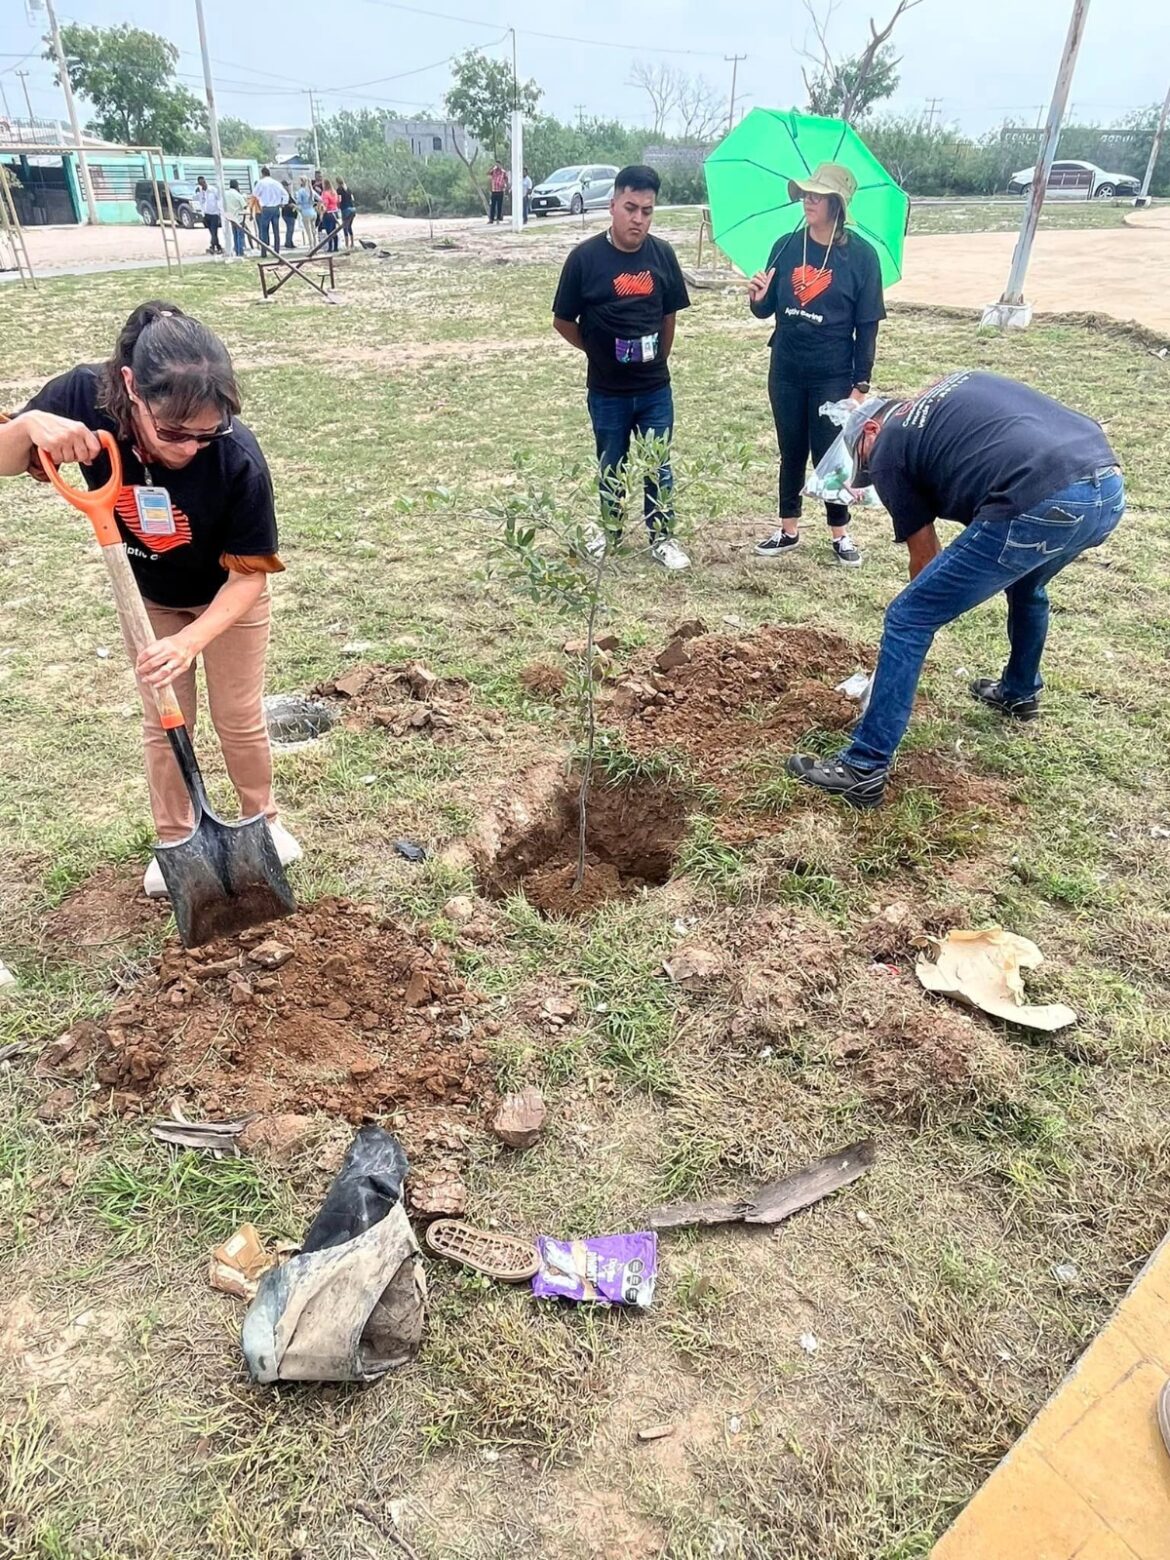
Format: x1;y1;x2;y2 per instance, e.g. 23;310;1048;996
803;398;879;508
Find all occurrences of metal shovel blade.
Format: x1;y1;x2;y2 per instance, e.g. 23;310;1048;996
155;810;295;948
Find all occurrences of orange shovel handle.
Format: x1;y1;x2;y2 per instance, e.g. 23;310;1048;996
38;429;123;546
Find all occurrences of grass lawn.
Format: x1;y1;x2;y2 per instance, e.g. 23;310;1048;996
906;200;1136;235
1;234;1169;1560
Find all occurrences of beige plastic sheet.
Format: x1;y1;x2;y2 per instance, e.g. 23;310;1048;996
916;927;1076;1032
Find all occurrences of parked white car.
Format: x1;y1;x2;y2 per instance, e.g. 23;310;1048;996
1007;159;1140;199
529;164;619;217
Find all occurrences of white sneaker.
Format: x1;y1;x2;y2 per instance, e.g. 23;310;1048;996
576;522;608;562
143;856;167;898
650;536;691;571
266;819;303;866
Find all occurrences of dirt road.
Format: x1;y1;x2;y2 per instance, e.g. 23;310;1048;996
895;208;1170;332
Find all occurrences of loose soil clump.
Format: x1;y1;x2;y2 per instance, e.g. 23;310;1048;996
471;764;689;918
68;898;496;1124
314;660;500;742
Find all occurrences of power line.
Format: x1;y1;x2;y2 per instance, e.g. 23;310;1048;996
357;0;733;58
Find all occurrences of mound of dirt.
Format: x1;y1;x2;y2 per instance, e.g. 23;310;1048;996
43;866;166;954
470;764;689;918
63;898;497;1123
519;662;568;701
313;660;499;742
606;624;1009;815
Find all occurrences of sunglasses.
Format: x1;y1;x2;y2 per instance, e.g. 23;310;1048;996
136;397;234;447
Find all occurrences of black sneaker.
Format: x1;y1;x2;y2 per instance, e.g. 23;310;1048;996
832;534;863;567
786;753;887;808
754;528;801;558
969;678;1040;722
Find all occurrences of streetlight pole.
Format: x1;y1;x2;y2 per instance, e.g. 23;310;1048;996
43;0;99;224
509;26;524;234
1135;80;1170;208
194;0;230;260
982;0;1091;328
308;92;321;172
15;69;35;126
725;55;746;135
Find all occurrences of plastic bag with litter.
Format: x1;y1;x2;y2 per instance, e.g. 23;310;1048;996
803;398;879;508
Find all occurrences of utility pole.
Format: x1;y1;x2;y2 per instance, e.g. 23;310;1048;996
574;103;586;130
43;0;98;224
725;54;746;135
508;26;524;234
982;0;1091;329
15;69;34;125
308;92;322;172
924;95;942;130
0;79;12;122
1135;79;1170;208
193;0;230;260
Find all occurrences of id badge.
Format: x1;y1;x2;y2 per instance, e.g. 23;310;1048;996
614;332;659;364
134;486;176;537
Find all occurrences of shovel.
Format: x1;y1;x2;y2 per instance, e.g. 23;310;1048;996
40;430;295;948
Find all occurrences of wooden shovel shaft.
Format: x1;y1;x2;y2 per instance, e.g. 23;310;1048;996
100;540;185;729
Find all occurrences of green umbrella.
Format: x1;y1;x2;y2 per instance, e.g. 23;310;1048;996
705;109;909;286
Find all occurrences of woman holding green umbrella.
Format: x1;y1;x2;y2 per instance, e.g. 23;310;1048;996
747;162;886;566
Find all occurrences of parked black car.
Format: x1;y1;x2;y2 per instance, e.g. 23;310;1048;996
135;179;202;228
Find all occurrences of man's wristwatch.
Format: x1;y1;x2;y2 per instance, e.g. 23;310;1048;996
853;380;871;394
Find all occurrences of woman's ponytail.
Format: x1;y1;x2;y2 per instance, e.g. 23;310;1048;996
98;300;241;438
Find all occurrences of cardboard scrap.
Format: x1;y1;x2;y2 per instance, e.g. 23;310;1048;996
915;927;1076;1032
209;1223;277;1301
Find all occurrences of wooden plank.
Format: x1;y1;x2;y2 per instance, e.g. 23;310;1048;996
645;1140;876;1231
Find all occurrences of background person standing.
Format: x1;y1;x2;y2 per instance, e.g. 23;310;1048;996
253;166;287;253
488;161;508;224
195;177;223;255
225;179;247;257
522;167;533;224
552;164;691;572
318;179;340;252
295;177;317;247
281;184;298;249
338;179;357;249
748;162;885;568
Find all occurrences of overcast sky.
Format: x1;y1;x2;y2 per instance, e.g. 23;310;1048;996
3;0;1166;144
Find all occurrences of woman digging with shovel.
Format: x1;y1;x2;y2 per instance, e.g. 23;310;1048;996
0;300;301;902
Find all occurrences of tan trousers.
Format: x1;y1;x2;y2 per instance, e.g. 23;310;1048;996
137;593;276;842
300;211;317;248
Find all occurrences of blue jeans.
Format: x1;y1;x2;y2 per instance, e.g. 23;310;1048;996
231;221;246;257
258;207;281;252
586;385;675;536
842;469;1125;772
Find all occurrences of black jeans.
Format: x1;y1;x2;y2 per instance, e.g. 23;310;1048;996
489;191;504;223
283;212;297;246
769;366;853;526
204;215;222;253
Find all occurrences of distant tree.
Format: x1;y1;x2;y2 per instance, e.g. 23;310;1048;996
631;61;679;139
444;51;541;209
675;73;725;143
297;108;390;164
212;117;276;162
49;24;204;149
799;0;922;123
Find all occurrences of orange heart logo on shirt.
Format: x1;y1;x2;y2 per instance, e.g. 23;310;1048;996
791;263;833;306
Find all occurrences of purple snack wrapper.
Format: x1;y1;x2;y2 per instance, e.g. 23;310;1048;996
532;1231;657;1308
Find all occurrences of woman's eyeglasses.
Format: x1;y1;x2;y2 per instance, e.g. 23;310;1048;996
136;397;234;446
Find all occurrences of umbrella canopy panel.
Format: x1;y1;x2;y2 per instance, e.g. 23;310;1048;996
705;109;910;286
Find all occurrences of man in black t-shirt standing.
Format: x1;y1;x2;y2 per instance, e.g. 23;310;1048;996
784;370;1125;807
552;164;692;571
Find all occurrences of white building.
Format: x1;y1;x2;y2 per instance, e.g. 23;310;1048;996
384;118;478;160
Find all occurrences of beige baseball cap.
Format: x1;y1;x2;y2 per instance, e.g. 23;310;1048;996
788;161;858;209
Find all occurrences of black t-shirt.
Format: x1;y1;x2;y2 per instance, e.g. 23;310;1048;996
752;227;885;384
23;365;279;608
870;370;1118;543
552;230;690;395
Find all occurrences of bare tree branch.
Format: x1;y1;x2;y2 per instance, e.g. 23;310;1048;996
841;0;923;121
676;72;725;143
631;60;680;139
800;0;923;122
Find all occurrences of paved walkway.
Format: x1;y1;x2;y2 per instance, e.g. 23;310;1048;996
896;209;1170;334
933;1232;1170;1559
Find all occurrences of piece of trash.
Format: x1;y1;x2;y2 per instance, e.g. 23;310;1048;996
482;1448;500;1464
209;1222;276;1301
799;1333;819;1355
835;671;871;700
425;1219;539;1282
727;1414;742;1434
242;1125;426;1383
637;1423;675;1443
954;665;970;678
361;774;377;785
662;946;723;985
647;1140;875;1230
1150;826;1170;839
341;640;373;655
0;960;17;999
856;1210;873;1227
532;1231;657;1308
915;927;1076;1032
95;646;110;659
152;1114;249;1155
492;1087;547;1149
1051;1262;1079;1286
394;839;427;863
672;917;697;936
721;614;744;629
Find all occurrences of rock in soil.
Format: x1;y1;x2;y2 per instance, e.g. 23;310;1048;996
407;1168;468;1219
74;898;497;1125
492;1086;547;1149
238;1113;317;1164
37;1088;76;1124
519;662;568;700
